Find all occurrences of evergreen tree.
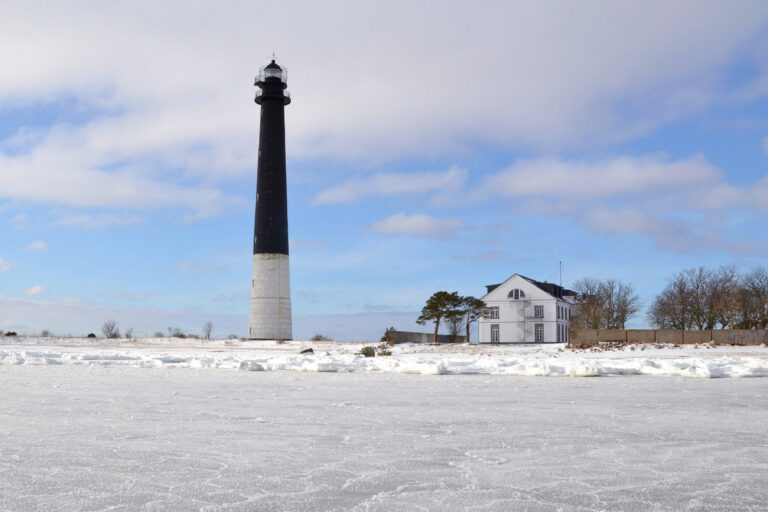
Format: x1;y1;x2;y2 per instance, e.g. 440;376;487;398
417;291;461;344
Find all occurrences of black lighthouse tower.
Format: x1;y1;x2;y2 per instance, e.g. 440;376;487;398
249;59;292;340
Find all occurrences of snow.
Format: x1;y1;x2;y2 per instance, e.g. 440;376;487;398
2;336;768;378
1;365;767;511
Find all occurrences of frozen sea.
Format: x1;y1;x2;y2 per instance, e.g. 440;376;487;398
2;364;768;511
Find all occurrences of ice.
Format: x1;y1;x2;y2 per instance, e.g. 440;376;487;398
1;366;767;511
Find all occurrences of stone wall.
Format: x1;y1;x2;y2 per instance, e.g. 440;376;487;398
569;328;768;346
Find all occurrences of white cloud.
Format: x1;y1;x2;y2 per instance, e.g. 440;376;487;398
23;285;46;296
369;213;468;237
103;290;156;301
583;208;763;255
477;154;768;255
23;240;48;251
10;213;29;229
482;154;721;200
53;214;142;229
0;2;766;178
0;258;10;272
313;167;466;205
1;2;767;258
0;146;229;219
58;295;84;305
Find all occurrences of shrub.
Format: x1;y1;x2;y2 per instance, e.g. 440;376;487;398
40;329;51;337
376;343;392;356
202;320;213;340
124;327;134;339
101;320;120;339
360;346;376;358
86;333;96;338
311;334;332;341
153;331;165;338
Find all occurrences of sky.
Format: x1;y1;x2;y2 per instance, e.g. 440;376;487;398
2;1;768;340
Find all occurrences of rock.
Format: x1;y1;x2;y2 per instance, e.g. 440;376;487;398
5;331;17;336
299;348;314;354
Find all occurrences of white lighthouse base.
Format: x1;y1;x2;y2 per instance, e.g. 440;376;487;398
249;253;292;340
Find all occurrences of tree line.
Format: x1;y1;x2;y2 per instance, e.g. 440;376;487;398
571;265;768;331
648;266;768;330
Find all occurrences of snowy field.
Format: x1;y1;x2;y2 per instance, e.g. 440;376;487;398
2;338;768;511
2;336;768;378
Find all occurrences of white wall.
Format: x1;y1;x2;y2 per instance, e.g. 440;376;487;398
479;275;571;343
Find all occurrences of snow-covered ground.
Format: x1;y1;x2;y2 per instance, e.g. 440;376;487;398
2;336;768;378
1;365;767;511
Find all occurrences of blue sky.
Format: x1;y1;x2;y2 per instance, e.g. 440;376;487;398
2;1;768;339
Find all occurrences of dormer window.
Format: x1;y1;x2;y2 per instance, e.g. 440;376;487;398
508;289;525;300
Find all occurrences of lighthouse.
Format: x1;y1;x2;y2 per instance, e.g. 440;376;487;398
249;59;292;340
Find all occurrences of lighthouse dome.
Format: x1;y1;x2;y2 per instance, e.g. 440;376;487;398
265;60;281;76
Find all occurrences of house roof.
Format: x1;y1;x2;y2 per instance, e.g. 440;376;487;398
484;273;577;300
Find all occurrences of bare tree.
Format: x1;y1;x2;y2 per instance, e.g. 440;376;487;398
202;320;213;340
572;278;640;329
649;271;692;329
101;320;121;339
601;279;641;329
571;278;604;329
738;266;768;329
649;266;739;330
682;266;738;329
124;327;134;339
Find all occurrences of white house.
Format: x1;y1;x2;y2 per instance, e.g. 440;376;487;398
478;274;577;344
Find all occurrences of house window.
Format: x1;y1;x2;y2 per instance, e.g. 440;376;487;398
491;324;500;343
534;305;543;318
557;306;561;320
564;326;568;343
535;323;544;342
508;289;526;300
557;324;561;342
489;306;499;319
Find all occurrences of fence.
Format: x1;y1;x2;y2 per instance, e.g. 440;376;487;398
569;328;768;347
386;330;467;344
